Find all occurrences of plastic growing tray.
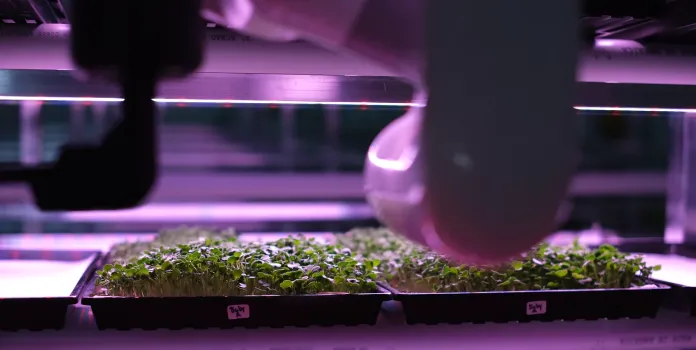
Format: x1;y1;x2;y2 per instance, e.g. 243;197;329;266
673;284;696;316
609;243;696;317
650;280;696;317
380;281;669;324
81;257;392;330
81;280;391;329
0;250;101;331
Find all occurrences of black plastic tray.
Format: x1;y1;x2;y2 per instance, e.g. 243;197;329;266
649;280;696;316
600;242;696;317
81;264;392;330
0;250;101;331
688;287;696;316
380;281;669;324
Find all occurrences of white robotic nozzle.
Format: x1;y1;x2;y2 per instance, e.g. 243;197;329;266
422;0;580;264
367;0;581;265
364;104;576;264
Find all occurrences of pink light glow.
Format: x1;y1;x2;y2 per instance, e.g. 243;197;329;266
366;145;418;171
640;253;696;287
0;232;336;252
594;39;645;50
575;106;696;113
60;202;373;222
0;254;96;298
0;95;420;107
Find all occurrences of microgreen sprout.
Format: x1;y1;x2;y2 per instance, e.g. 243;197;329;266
337;228;661;293
108;226;238;263
95;236;380;297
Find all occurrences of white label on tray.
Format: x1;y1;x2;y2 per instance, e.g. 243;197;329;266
526;300;547;315
227;304;250;320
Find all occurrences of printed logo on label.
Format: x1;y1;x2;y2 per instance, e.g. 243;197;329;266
526;300;547;315
227;304;250;320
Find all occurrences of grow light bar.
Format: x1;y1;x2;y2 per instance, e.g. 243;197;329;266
53;202;373;222
0;96;419;107
575;106;696;113
0;232;337;251
1;95;695;112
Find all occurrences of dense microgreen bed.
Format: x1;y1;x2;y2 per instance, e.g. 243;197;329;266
336;227;661;293
96;226;662;297
108;226;237;263
95;236;381;297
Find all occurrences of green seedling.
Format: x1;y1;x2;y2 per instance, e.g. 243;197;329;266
95;236;380;297
337;228;661;293
108;226;238;263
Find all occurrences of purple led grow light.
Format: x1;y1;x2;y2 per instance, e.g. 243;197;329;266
1;95;694;113
59;202;373;222
0;96;418;106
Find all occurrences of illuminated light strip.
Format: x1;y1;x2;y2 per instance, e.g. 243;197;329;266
0;95;421;107
58;202;374;222
0;232;337;251
0;202;374;222
0;96;122;102
151;98;419;107
575;106;696;113
2;96;696;112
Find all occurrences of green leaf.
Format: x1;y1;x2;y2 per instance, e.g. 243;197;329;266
280;280;294;289
554;269;568;278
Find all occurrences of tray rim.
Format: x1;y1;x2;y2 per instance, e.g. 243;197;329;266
377;279;671;297
647;277;696;290
80;268;392;329
81;290;393;302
